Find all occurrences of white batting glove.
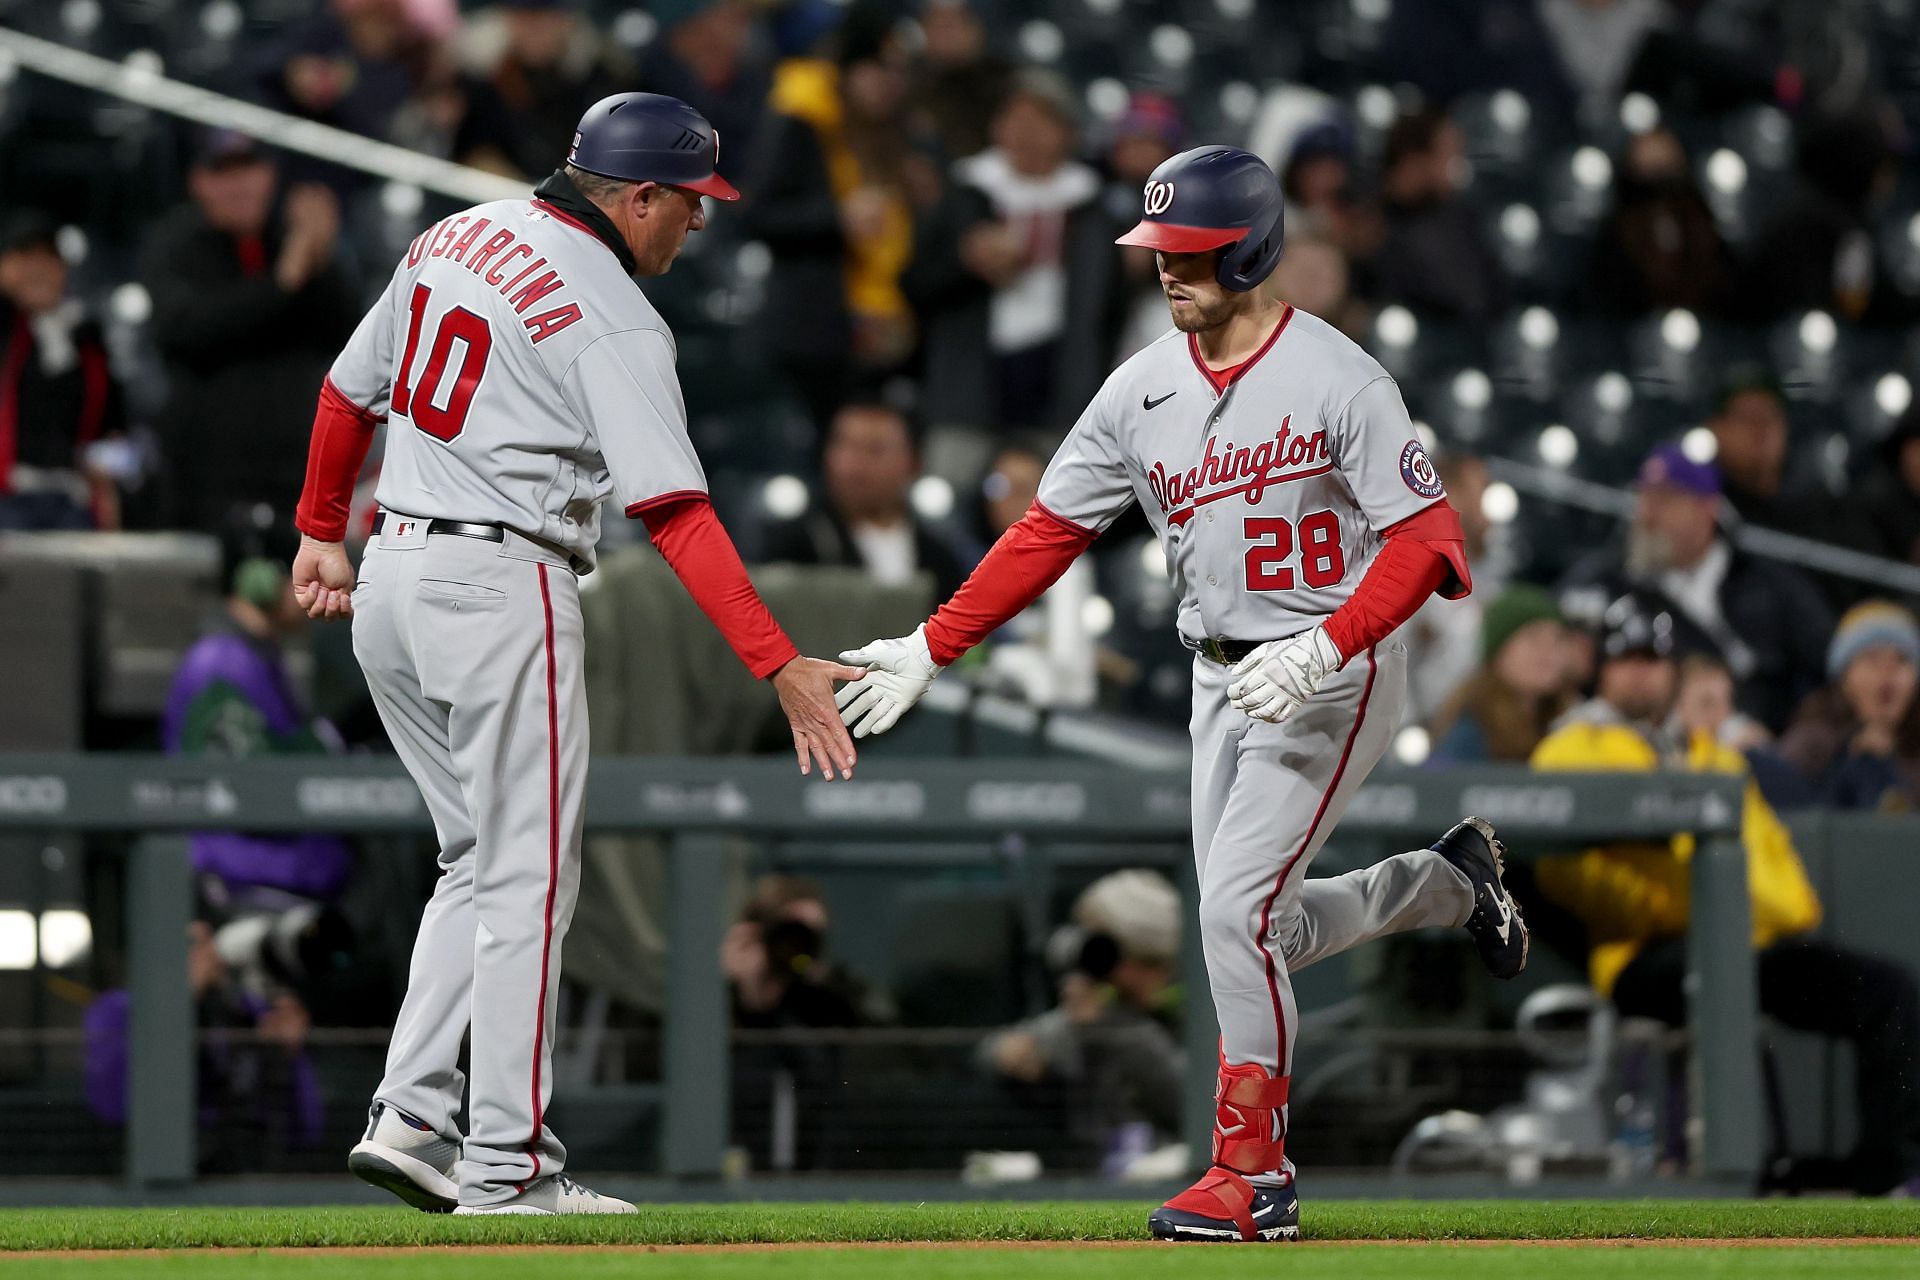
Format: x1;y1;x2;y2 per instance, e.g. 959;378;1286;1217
1227;625;1344;723
836;625;943;738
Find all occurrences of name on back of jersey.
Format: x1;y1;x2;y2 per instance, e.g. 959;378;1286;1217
1149;414;1332;527
405;211;585;345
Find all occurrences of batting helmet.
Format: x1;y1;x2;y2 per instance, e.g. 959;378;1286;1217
1115;145;1284;291
567;93;740;202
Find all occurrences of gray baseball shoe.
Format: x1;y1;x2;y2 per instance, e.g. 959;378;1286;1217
452;1174;638;1216
1432;816;1529;980
348;1102;460;1212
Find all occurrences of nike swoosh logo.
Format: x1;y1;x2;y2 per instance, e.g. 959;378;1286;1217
1491;892;1514;944
1144;392;1177;410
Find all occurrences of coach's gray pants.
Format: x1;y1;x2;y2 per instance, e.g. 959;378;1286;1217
351;519;587;1205
1189;640;1472;1166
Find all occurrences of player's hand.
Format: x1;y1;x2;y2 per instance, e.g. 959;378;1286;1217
291;535;356;622
1227;625;1344;724
836;626;942;739
772;655;867;780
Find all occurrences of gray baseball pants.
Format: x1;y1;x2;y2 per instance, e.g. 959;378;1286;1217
1189;639;1472;1171
351;518;587;1205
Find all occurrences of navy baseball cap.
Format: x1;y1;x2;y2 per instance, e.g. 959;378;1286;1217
1115;145;1285;290
567;93;740;201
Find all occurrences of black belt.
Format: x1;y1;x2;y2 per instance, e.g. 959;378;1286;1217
1189;637;1262;665
373;512;504;544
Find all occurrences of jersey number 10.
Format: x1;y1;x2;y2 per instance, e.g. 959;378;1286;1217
392;284;494;442
1244;512;1345;591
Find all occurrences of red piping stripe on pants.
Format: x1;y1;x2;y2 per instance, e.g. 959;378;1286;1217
527;562;561;1187
1248;645;1377;1155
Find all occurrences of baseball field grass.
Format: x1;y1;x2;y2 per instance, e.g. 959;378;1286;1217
1;1201;1915;1276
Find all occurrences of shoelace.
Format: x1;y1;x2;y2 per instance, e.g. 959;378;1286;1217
554;1175;599;1200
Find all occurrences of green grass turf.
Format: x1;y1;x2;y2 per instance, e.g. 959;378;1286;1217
0;1200;1915;1251
10;1245;1920;1280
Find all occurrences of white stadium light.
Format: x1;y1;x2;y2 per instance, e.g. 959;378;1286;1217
1219;82;1259;125
1086;78;1128;121
1798;310;1837;354
1595;371;1633;413
1876;372;1913;418
0;911;33;971
1491;90;1529;135
1619;92;1660;134
1150;25;1194;68
1376;305;1418;348
761;474;810;520
1660;308;1701;353
1705;148;1747;195
1481;481;1520;525
61;0;102;38
910;475;956;521
55;225;87;265
1357;85;1397;130
1500;203;1540;250
202;1;244;42
1681;426;1718;463
1137;539;1167;578
1518;307;1558;350
1452;368;1492;411
109;282;151;326
1393;725;1431;766
1538;424;1579;469
38;910;90;968
1081;595;1116;638
381;182;425;220
613;10;658;49
1571;146;1612;191
1019;21;1065;63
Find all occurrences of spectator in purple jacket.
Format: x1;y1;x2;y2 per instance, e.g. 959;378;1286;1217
162;524;353;907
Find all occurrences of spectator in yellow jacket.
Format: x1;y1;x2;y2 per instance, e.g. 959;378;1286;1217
1527;593;1920;1195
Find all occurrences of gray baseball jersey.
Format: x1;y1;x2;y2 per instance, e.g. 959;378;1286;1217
1036;304;1447;646
328;197;706;570
1034;303;1472;1179
336;195;706;1203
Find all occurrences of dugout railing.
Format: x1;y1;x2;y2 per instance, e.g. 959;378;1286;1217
0;755;1757;1189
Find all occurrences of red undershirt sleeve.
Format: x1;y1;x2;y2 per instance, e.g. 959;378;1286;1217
293;378;381;543
922;501;1096;667
1322;499;1473;663
637;494;800;680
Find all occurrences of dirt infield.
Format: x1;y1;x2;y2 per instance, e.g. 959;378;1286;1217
10;1237;1920;1260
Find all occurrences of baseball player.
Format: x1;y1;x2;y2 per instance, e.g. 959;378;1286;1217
289;93;864;1215
837;146;1530;1241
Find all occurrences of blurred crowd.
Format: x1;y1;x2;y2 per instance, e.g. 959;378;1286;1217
4;0;1920;738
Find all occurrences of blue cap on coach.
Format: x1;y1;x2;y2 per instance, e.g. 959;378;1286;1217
567;92;740;201
1115;145;1284;291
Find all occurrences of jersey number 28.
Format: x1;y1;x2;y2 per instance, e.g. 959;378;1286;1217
1244;512;1345;591
392;283;493;442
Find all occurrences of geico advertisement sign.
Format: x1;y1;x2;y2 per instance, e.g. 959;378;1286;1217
297;777;422;817
0;776;66;815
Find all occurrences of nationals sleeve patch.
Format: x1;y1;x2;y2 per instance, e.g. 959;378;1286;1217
1399;440;1444;499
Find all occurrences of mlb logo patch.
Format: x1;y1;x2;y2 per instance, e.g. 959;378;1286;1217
1400;440;1444;498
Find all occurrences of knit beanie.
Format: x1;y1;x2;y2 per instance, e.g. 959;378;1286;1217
1481;584;1562;664
1827;601;1920;681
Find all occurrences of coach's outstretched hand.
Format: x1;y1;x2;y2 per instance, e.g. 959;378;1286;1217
1228;625;1343;723
773;656;868;780
292;536;356;621
836;626;942;739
